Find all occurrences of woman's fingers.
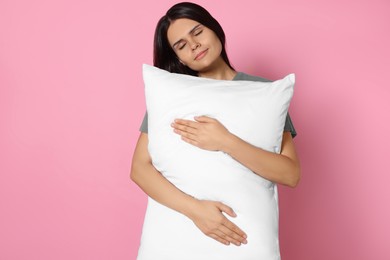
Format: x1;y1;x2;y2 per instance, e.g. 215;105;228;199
194;115;215;123
171;120;199;140
173;119;199;129
217;203;247;241
217;202;236;217
173;128;197;141
203;217;247;246
208;233;230;246
219;217;248;245
188;200;248;246
171;123;197;134
215;226;247;246
171;116;230;151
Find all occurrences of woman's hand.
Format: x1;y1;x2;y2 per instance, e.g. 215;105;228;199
171;116;230;151
185;199;247;246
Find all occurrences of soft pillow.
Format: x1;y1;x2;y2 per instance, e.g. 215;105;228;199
137;64;295;260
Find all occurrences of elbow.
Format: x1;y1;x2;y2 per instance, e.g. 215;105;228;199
130;156;152;185
287;175;300;188
130;166;136;182
130;159;141;183
286;165;301;188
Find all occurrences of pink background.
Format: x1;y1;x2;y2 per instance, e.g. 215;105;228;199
1;0;389;259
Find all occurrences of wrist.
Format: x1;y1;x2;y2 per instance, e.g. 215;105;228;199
180;195;200;219
220;132;238;155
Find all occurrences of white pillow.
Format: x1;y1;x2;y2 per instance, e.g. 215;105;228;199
137;64;295;260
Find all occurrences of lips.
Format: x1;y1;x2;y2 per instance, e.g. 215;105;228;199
194;49;208;60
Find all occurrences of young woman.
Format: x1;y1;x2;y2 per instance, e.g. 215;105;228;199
131;2;300;259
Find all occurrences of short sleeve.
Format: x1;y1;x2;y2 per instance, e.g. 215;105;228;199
284;112;297;138
139;112;148;133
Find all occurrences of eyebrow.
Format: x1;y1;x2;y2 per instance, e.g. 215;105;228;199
172;24;202;49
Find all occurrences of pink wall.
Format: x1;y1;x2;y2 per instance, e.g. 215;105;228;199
1;0;389;259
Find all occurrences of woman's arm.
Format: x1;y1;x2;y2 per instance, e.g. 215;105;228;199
223;130;300;187
130;133;248;246
171;116;301;187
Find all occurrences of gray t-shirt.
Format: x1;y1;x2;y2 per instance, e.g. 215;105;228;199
139;72;297;138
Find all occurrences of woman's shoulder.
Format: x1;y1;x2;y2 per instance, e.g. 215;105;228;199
233;72;272;83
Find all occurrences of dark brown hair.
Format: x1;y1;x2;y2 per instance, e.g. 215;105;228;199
153;2;234;76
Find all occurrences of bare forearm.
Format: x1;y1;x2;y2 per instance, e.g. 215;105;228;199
131;162;196;216
130;133;248;246
222;133;300;187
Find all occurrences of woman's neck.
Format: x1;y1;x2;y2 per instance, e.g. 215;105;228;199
197;59;237;80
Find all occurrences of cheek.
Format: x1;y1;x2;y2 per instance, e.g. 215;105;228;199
213;38;223;53
175;50;193;65
204;33;222;54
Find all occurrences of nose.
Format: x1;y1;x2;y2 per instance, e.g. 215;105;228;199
190;40;200;51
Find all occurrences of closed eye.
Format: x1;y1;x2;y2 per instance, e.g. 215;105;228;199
194;29;203;36
178;42;187;50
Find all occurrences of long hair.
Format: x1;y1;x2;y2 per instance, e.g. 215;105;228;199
153;2;234;76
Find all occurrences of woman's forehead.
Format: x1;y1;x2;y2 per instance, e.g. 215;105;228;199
167;18;201;41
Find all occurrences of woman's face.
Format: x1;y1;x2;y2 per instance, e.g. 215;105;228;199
167;18;223;72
